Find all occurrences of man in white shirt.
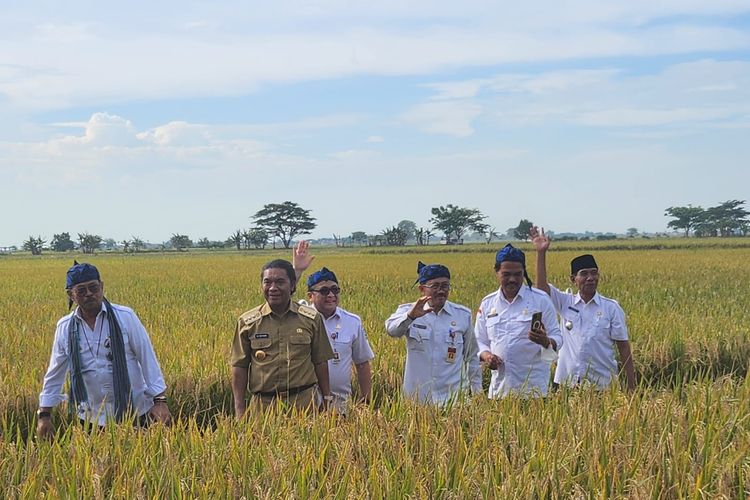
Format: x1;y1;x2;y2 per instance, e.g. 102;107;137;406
530;226;636;391
385;262;483;405
475;244;563;398
305;267;375;413
37;262;171;438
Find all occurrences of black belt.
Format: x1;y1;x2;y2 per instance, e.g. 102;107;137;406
254;383;315;398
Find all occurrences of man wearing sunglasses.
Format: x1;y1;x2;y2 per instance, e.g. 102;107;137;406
385;262;483;405
303;267;375;413
530;226;635;391
37;262;171;438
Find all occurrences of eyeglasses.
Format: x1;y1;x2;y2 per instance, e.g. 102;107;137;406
576;269;599;278
311;286;341;296
71;283;101;296
422;282;451;292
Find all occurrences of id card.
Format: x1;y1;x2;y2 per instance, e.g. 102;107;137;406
446;346;457;363
332;351;341;364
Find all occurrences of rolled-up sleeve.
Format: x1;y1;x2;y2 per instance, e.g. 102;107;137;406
609;303;629;342
352;322;375;364
474;304;491;356
39;320;71;408
126;311;167;397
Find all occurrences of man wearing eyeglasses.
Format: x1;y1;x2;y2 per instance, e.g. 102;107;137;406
303;267;375;413
530;226;635;391
385;262;483;405
231;259;334;415
37;262;171;439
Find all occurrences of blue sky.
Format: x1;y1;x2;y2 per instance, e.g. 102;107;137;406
1;1;749;246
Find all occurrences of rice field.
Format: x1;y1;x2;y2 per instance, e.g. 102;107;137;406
1;240;749;498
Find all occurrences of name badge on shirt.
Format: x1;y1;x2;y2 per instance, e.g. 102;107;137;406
332;351;341;364
446;346;457;363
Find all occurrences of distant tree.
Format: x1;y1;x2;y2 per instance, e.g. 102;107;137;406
626;227;639;238
197;237;210;248
430;204;488;243
78;233;102;254
252;201;316;249
247;227;269;249
512;219;534;241
121;240;130;253
103;238;117;251
51;232;75;252
351;231;368;246
170;233;193;251
131;236;145;252
22;235;45;255
228;230;243;250
482;226;500;244
665;205;704;237
381;226;409;246
397;220;417;243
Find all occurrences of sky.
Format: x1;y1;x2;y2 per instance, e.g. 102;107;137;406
2;1;749;247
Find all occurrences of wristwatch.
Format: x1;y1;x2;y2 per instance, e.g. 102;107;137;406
153;395;168;404
322;395;335;402
37;409;51;419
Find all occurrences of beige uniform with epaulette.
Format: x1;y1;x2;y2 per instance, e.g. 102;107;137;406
231;301;333;408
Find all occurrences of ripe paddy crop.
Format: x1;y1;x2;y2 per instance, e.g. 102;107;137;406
1;240;749;497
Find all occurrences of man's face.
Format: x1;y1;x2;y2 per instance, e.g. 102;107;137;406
68;279;104;314
496;261;525;299
307;279;340;317
262;268;293;309
419;277;451;310
572;268;599;296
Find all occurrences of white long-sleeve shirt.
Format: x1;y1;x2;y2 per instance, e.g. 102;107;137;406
475;286;563;398
548;285;629;388
385;300;483;405
39;302;167;425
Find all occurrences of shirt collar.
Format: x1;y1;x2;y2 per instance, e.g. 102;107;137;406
497;286;527;304
73;301;107;319
260;301;293;317
574;291;601;305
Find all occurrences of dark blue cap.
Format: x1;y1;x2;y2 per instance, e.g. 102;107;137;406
66;261;100;289
416;261;450;284
495;244;526;267
307;267;338;288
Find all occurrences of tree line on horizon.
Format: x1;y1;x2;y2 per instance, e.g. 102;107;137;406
10;199;749;256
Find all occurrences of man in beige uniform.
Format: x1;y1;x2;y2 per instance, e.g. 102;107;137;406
231;259;334;414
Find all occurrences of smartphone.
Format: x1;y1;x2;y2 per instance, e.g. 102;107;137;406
531;311;543;333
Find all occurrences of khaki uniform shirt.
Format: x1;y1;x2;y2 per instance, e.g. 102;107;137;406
231;301;333;394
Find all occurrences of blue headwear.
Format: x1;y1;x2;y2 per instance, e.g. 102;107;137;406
307;267;338;289
495;244;532;288
66;261;100;289
416;261;451;285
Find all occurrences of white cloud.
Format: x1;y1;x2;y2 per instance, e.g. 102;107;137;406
401;100;482;137
365;135;384;143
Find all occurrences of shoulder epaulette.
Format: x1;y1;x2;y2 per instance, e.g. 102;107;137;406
297;304;318;320
241;309;263;326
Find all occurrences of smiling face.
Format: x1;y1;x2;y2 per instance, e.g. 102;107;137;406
262;268;293;310
307;279;340;318
419;277;451;311
496;261;525;300
572;267;599;299
68;279;104;316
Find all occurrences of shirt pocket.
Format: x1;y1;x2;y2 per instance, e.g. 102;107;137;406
288;334;312;359
408;324;431;352
250;338;274;364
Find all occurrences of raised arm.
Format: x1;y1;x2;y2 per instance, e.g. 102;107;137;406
530;225;551;295
292;240;315;282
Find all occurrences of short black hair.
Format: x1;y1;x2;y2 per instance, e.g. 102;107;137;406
261;259;297;286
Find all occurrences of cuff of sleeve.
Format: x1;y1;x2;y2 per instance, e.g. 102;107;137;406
540;345;558;363
145;382;167;399
39;394;67;408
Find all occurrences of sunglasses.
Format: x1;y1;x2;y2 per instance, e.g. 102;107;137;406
104;337;113;361
311;286;341;296
71;283;101;296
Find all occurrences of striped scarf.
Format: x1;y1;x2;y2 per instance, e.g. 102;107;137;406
68;298;132;421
